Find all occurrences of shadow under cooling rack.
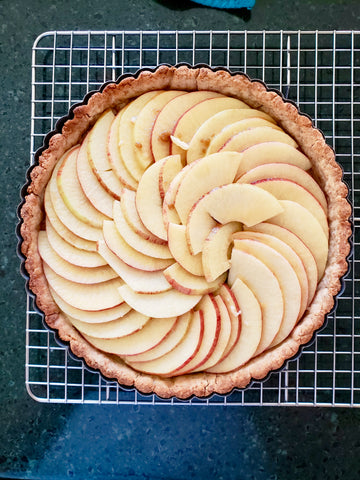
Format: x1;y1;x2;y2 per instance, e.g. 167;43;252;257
27;30;360;406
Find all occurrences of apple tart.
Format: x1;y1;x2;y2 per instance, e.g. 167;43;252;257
19;65;351;399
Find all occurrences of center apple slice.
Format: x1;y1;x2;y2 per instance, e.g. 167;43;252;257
186;183;284;255
163;262;226;295
167;223;204;276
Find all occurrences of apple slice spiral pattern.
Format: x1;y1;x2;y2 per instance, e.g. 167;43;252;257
34;86;336;385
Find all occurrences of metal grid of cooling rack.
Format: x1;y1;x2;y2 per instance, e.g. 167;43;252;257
27;30;359;406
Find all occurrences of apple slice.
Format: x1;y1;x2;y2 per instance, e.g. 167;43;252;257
77;133;115;218
187;108;276;163
123;310;192;362
151;91;223;161
228;248;283;355
163;262;226;295
56;146;109;228
235;142;312;178
126;310;204;376
174;152;242;224
171;96;249;161
38;231;116;284
46;219;106;268
162;167;190;231
97;238;171;294
118;284;202;318
206;118;282;155
102;220;173;272
107;106;138;191
121;189;166;245
207;278;262;373
186;183;284;254
167;223;204;276
87;109;124;198
50;288;131;323
268;200;329;279
135;156;169;240
237;163;327;211
233;230;309;318
133;90;186;169
220;126;298;153
84;316;177;356
49;159;102;242
43;264;124;311
202;222;241;282
44;185;97;252
246;222;318;304
216;284;242;362
68;310;150;339
173;294;220;375
113;201;172;259
253;179;328;237
158;154;183;200
232;237;302;349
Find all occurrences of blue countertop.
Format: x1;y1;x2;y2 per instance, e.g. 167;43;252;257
2;1;360;479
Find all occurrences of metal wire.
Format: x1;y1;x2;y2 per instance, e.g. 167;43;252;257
27;30;360;406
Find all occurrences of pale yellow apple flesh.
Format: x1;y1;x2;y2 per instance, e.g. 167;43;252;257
202;222;241;282
97;239;171;294
167;223;204;276
162;166;190;231
220;126;298;153
118;284;202;318
216;284;242;361
228;248;283;355
84;316;178;356
187;108;276;163
158;154;183;200
163;262;226;295
207;278;262;373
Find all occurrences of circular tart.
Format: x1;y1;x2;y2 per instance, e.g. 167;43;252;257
19;65;351;399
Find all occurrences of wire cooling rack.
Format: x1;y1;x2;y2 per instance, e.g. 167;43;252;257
27;30;359;406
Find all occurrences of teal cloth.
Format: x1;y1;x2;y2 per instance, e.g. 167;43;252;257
191;0;255;8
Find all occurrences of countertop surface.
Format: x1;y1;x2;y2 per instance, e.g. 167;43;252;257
2;1;360;479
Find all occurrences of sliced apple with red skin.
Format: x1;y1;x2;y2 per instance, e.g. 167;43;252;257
253;178;329;237
268;200;329;279
50;287;131;323
113;201;172;259
38;231;117;284
56;146;110;228
46;219;106;268
123;310;192;362
158;154;183;200
97;238;171;294
246;222;318;305
237;162;327;211
102;220;173;272
173;294;220;375
207;278;262;373
136;156;169;240
134;90;186;169
120;189;166;245
216;284;242;362
228;248;283;355
68;310;150;339
170;96;249;161
235;142;311;179
232;237;302;348
174;152;243;224
162;166;190;231
77;133;115;218
49;159;102;242
186;183;284;254
206;118;282;155
126;310;204;376
43;264;124;311
167;223;204;276
194;294;232;371
84;316;178;356
87;109;124;198
187;108;276;164
107;106;138;191
233;230;309;318
202;222;241;282
151;91;223;161
163;262;226;295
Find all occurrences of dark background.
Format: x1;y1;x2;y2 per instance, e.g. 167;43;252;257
2;1;360;479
